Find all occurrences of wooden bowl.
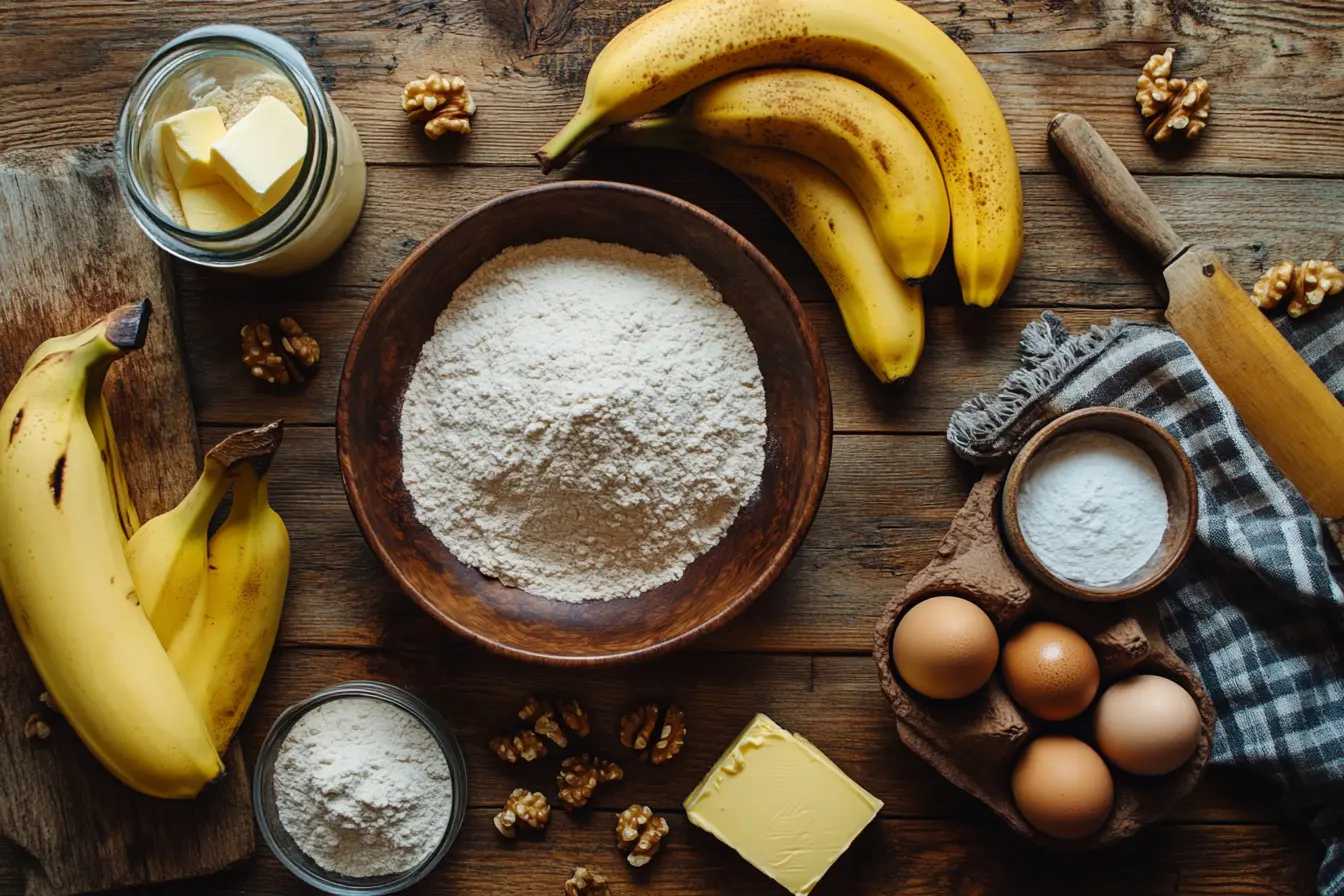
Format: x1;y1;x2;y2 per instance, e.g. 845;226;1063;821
337;181;831;666
1001;408;1198;602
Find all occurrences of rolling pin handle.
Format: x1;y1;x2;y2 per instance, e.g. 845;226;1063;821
1047;113;1191;267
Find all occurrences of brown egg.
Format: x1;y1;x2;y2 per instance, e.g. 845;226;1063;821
891;595;999;699
1094;674;1202;776
1001;620;1099;721
1012;735;1114;839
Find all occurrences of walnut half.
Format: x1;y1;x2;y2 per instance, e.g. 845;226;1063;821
1252;259;1344;318
402;73;476;140
564;867;610;896
1135;47;1210;143
616;804;669;867
494;788;550;838
557;754;623;810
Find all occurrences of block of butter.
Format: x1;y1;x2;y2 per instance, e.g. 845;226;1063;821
178;182;257;233
159;106;227;189
209;95;307;214
684;713;882;895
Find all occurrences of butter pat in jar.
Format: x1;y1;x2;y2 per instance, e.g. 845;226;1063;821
115;25;366;277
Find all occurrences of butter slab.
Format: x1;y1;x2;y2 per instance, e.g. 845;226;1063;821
208;96;307;214
684;713;883;895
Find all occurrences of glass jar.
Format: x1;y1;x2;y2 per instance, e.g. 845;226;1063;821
115;24;367;277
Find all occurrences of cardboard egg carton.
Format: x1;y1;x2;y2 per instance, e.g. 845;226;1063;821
873;472;1216;849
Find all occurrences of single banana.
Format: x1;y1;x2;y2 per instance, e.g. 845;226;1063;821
129;421;284;660
0;302;223;798
178;457;289;753
656;69;948;282
613;122;923;382
22;328;140;539
536;0;1023;306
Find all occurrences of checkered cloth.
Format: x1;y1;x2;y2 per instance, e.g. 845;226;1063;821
947;310;1344;893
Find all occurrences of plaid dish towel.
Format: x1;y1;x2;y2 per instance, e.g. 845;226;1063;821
947;309;1344;894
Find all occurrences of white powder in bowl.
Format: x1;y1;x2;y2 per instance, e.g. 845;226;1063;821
273;697;454;878
1015;429;1169;586
399;237;767;602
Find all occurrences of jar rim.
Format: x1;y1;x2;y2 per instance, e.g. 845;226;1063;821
114;24;336;264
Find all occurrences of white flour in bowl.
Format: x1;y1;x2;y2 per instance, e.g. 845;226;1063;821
399;238;767;602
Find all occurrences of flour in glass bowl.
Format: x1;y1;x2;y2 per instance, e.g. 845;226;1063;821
1015;430;1169;586
399;238;767;603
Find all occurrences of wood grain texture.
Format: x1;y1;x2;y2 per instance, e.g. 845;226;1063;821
0;0;1337;891
4;1;1344;176
167;160;1344;306
0;147;252;895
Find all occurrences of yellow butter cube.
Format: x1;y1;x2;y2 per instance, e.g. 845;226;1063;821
159;106;228;190
208;96;307;215
684;714;883;895
178;182;257;233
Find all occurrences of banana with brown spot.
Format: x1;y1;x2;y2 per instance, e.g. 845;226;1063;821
537;0;1023;306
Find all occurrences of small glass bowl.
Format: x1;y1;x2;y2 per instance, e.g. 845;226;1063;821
253;681;468;894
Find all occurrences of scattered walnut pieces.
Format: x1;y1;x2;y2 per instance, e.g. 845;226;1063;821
559;698;591;738
620;702;686;763
1252;259;1344;318
241;316;319;386
490;729;549;763
241;321;293;385
615;804;669;867
510;695;590;749
620;704;659;751
23;713;50;741
649;703;686;765
402;72;476;139
564;866;610;896
494;788;551;838
1135;48;1210;143
557;754;623;810
278;316;320;368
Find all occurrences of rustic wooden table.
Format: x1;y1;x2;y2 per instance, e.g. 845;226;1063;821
1;1;1338;893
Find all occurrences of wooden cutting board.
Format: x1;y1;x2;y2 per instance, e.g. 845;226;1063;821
0;145;254;895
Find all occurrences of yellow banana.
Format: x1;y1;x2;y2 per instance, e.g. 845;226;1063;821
0;302;223;798
178;458;289;753
537;0;1023;306
656;69;948;282
128;421;284;660
613;121;923;382
22;328;140;539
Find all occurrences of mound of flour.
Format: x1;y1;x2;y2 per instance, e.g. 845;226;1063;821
399;238;766;602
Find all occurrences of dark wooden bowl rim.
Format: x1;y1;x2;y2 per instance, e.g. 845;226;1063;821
1001;407;1199;602
336;180;832;665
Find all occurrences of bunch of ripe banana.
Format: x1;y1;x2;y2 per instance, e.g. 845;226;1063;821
0;301;289;799
537;0;1025;383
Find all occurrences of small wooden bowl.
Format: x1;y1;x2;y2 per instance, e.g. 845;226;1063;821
337;181;831;666
1001;408;1198;602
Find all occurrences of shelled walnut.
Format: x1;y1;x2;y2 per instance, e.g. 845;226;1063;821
494;788;551;838
650;704;686;765
511;695;590;748
241;316;319;386
402;72;476;139
619;704;658;751
557;754;623;809
23;713;50;741
277;317;320;368
241;321;293;385
620;702;686;763
563;867;610;896
616;804;669;868
490;729;548;763
1252;259;1344;318
1135;48;1209;143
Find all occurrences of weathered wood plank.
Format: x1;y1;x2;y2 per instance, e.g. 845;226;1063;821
3;1;1343;176
183;287;1162;433
230;646;1293;824
209;427;970;654
170;161;1344;306
134;817;1321;895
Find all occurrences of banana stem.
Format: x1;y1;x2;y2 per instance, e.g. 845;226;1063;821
604;116;693;151
206;420;284;479
535;107;608;173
